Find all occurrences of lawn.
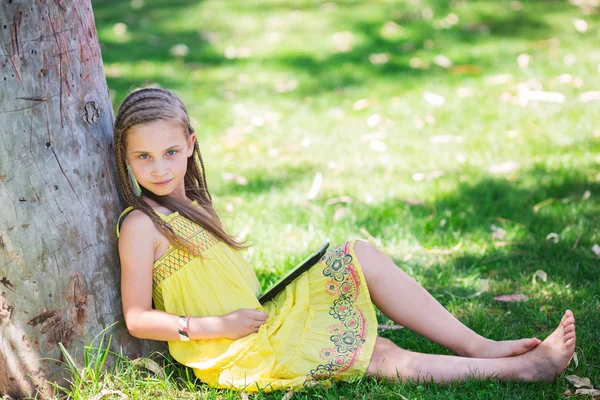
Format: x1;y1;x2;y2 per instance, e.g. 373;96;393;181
71;0;600;398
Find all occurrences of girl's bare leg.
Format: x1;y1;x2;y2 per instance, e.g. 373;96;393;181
367;310;575;383
354;240;541;358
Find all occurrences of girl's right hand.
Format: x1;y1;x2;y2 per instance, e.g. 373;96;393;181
221;308;268;340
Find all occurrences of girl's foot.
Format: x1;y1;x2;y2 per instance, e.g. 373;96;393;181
467;337;541;358
521;310;576;381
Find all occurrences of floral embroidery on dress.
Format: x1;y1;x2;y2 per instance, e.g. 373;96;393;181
308;242;368;382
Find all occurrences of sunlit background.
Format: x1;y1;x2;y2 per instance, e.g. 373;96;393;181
91;0;599;397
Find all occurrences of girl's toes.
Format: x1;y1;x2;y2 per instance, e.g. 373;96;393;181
564;324;575;333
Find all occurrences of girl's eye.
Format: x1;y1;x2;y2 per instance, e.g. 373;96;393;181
139;154;150;160
166;150;177;156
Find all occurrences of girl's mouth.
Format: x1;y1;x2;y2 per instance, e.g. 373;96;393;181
154;179;172;186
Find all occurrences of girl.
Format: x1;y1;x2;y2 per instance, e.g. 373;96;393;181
114;88;575;391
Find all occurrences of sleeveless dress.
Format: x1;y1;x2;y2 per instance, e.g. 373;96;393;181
117;207;378;391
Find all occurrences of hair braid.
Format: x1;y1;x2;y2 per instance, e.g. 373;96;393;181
113;88;246;255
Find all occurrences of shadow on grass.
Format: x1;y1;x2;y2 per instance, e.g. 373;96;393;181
92;0;578;100
356;163;599;282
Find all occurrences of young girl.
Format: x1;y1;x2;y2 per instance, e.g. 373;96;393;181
114;88;575;391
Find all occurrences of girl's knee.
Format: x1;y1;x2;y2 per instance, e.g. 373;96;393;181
354;240;386;282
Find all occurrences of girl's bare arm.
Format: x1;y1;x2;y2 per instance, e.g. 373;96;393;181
118;210;267;341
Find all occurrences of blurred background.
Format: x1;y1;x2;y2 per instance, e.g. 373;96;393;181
92;0;599;396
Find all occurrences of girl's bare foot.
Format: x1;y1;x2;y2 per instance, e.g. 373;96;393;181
521;310;576;381
467;337;541;358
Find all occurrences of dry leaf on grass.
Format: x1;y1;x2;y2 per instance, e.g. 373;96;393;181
370;140;387;152
533;198;554;213
423;91;446;106
223;172;248;186
240;393;250;400
489;161;520;174
282;389;294;400
326;196;353;205
532;269;548;284
570;352;579;368
378;324;404;330
132;357;165;379
493;294;529;302
574;388;600;396
90;389;128;400
306;172;323;200
490;224;507;240
592;244;600;257
333;207;347;222
451;64;481;75
546;232;559;243
566;375;593;389
580;91;600;102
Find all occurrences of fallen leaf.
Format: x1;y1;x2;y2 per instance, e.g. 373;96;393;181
370;140;387;152
489;161;520;174
490;224;507;240
566;375;593;389
580;91;600;102
484;73;513;85
592;243;600;257
367;113;381;127
519;89;566;106
132;357;165;378
240;393;250;400
326;196;353;205
423;91;446;106
533;198;554;213
90;389;129;400
517;53;531;69
223;172;248;186
429;135;464;144
574;388;600;396
352;98;371;110
170;43;189;57
572;19;588;33
332;31;354;53
369;53;389;65
493;294;529;302
307;172;323;200
546;232;559;243
532;269;548;284
333;207;347;222
378;324;404;330
434;54;453;68
450;64;481;75
571;352;579;368
282;389;294;400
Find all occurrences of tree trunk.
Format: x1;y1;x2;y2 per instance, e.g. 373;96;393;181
0;1;159;398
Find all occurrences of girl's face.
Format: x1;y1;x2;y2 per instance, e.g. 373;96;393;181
125;119;196;199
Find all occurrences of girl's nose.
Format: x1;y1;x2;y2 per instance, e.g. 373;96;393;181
152;160;169;176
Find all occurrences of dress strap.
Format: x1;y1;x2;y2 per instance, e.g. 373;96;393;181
116;206;135;238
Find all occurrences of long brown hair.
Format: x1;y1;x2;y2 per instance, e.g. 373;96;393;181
113;88;245;255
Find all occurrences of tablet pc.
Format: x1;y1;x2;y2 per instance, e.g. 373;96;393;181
258;242;329;304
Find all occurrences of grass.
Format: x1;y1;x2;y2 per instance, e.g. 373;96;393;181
61;0;600;398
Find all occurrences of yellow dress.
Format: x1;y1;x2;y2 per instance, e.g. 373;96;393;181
118;208;377;391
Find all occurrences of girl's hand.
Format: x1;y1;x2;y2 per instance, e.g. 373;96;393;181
221;308;268;340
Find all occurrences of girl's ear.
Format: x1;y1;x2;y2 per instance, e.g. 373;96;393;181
187;133;197;157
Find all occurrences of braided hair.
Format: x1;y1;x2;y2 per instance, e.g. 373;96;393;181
113;88;245;254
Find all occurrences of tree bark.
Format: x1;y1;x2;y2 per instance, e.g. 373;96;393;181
0;1;159;398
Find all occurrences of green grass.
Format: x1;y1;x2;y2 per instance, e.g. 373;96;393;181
68;0;600;398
